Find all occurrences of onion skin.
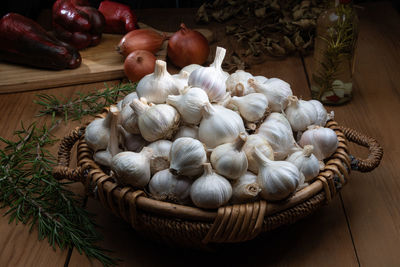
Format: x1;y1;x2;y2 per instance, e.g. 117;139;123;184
124;50;156;82
117;29;166;57
167;23;210;68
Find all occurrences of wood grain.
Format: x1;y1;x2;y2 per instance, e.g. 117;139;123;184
303;2;400;266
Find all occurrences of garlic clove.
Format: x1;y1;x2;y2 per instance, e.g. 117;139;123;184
253;148;300;201
136;60;179;104
230;93;268;123
210;132;248;180
199;102;246;148
190;163;232;209
169;137;207;177
243;134;274;174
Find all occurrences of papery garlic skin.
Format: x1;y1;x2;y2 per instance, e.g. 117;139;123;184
309;100;329;126
173;125;199;140
130;99;180;142
149;169;192;201
230;93;268;122
285;96;318;132
172;71;189;92
243;134;274;174
249;78;293;112
299;126;338;160
147;140;172;159
231;171;261;203
254;75;268;84
166;87;210;125
188;47;228;102
181;64;201;75
199;102;246;148
169;137;207;177
120;104;140;134
111;147;153;187
85;111;112;152
257;113;296;160
286;145;320;182
253;148;300;201
136;60;179;104
190;163;232;209
122;92;138;108
226;70;255;96
210;133;248;180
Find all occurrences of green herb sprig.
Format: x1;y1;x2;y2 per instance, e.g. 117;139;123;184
1;82;136;266
35;82;136;121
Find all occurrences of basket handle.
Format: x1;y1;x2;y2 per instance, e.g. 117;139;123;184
339;126;383;172
52;126;87;182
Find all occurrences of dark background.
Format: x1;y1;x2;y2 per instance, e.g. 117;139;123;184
1;0;399;21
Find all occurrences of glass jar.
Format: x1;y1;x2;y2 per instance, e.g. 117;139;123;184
310;0;358;105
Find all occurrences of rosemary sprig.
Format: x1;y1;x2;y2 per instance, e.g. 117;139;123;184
0;120;117;266
35;82;136;121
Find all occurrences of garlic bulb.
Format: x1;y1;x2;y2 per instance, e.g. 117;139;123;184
188;47;227;102
309;100;329;126
225;70;255;96
257;113;296;160
173;125;199;140
231;171;261;203
149;169;192;201
136;60;179;104
169;137;207;177
299;126;338;160
199;102;246;148
210;132;248;180
243;134;274;174
248;78;293;112
190;163;232;209
130;99;180;142
93;106;122;166
253;148;300;201
85;109;112;152
230;93;268;122
166;87;209;125
120;103;140;134
147;140;172;175
284;96;317;132
286;145;320;182
172;71;189;92
111;147;153;187
254;75;268;84
180;63;201;75
121;92;138;108
118;126;147;152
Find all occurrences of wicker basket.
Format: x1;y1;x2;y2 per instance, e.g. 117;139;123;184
53;111;383;248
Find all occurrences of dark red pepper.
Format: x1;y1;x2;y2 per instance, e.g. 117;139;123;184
52;0;105;50
98;1;138;34
0;13;81;70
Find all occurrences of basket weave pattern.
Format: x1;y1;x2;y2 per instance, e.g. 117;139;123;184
53;114;383;246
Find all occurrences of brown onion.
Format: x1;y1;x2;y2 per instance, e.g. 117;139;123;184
124;50;156;82
167;23;210;68
117;29;166;57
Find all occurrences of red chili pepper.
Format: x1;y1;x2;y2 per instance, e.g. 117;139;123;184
52;0;105;50
98;1;138;34
0;13;81;70
326;94;341;103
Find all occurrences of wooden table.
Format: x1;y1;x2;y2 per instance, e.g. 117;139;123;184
0;2;399;266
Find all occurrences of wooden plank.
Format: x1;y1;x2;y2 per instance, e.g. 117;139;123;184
0;80;121;267
68;10;358;264
0;34;126;94
303;2;400;266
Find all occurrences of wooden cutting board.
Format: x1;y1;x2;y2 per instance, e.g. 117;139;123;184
0;24;214;94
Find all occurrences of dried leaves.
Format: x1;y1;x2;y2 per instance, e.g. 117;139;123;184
196;0;327;67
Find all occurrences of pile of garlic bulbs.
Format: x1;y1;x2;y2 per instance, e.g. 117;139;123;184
85;46;338;209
